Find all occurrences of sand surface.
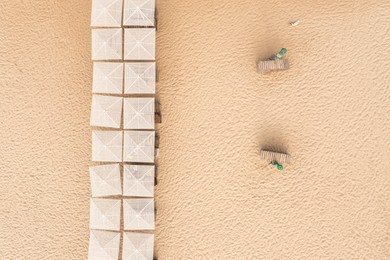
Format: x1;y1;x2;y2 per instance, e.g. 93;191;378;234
1;0;390;259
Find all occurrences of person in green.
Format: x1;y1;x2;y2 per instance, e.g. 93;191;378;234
271;48;287;60
271;160;284;170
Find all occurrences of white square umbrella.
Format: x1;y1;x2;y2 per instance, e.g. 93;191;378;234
123;98;155;129
124;62;155;94
90;198;121;231
92;29;122;60
123;165;154;197
88;230;120;260
123;199;155;230
93;62;123;94
92;130;123;162
90;164;122;197
91;0;123;27
123;0;155;26
122;232;154;260
123;130;155;163
90;95;123;128
124;29;155;60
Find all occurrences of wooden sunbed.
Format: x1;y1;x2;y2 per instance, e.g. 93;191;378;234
260;149;291;163
257;59;289;73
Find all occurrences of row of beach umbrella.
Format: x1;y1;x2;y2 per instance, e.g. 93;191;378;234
93;62;156;94
91;97;155;129
90;197;155;231
92;130;155;163
90;164;154;198
89;1;157;259
91;0;155;27
92;28;155;60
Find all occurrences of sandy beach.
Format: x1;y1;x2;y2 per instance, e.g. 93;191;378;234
0;0;389;259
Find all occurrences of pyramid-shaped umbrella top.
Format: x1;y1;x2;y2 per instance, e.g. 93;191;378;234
124;62;156;94
124;97;155;129
123;0;155;26
92;29;122;60
90;164;122;197
123;164;154;197
88;230;120;260
124;29;155;60
90;95;123;128
123;198;155;230
92;130;123;162
93;62;123;94
91;0;123;27
90;198;121;231
123;130;155;163
122;232;154;260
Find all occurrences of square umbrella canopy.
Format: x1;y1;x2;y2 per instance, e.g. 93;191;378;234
124;62;156;94
122;232;154;260
123;97;155;129
90;164;122;197
88;230;120;260
92;130;123;162
123;0;155;26
90;95;123;128
124;29;155;60
123;164;154;197
123;130;155;163
93;62;123;94
90;198;121;231
92;29;122;60
123;198;155;230
91;0;123;27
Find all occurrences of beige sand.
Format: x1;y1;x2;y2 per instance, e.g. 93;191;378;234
0;0;390;259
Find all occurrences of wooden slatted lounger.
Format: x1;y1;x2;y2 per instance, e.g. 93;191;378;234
257;59;289;73
260;149;291;164
155;100;162;123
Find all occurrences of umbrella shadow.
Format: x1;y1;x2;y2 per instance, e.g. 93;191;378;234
259;130;289;154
